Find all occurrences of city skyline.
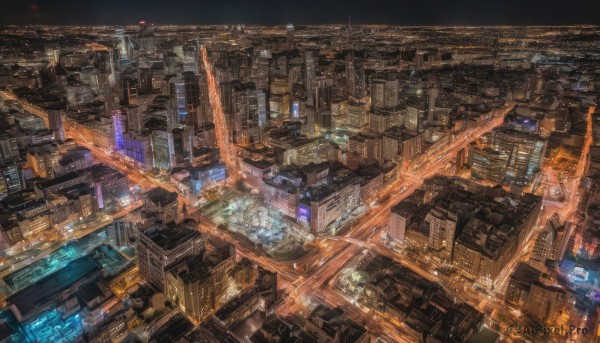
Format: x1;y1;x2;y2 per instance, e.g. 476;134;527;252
0;21;599;343
2;0;600;26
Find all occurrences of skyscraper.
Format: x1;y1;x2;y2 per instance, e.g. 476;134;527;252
114;28;131;66
355;59;366;98
286;24;295;50
525;281;569;324
304;49;317;102
425;204;458;261
46;106;65;141
165;244;236;323
232;83;266;145
112;110;126;152
489;128;547;186
44;43;60;66
384;77;399;109
137;220;205;290
79;66;100;94
346;51;356;97
370;79;385;110
122;78;138;105
427;87;439;123
183;43;199;74
184;72;200;127
405;105;421;132
371;74;399;110
171;72;200;126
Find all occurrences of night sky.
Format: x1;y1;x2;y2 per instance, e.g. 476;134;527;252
1;0;599;26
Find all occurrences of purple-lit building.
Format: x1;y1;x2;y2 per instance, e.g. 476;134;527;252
123;132;153;170
111;110;126;152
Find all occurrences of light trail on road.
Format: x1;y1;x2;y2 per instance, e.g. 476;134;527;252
200;45;239;180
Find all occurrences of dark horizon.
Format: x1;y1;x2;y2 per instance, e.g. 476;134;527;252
1;0;599;26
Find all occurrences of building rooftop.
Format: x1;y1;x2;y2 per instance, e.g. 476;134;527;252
142;220;202;252
7;255;102;318
37;170;88;190
149;313;194;343
509;262;542;291
146;187;178;207
241;158;274;171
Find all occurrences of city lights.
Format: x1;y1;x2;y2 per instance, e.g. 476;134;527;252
0;17;597;343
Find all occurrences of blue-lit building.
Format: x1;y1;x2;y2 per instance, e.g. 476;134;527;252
173;79;188;123
7;255;101;322
189;162;227;194
504;113;539;133
123;132;153;170
170;72;199;126
111;110;126;152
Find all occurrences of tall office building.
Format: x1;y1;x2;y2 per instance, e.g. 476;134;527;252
183;72;200;127
470;146;504;183
115;28;131;65
152;130;175;171
165;244;236;323
370;79;385;110
346;51;356;97
384;77;399;109
123;132;153;170
172;78;188;124
405;105;421;132
304;49;317;102
347;133;382;168
525;281;569;324
138;32;156;55
252;55;270;91
232;83;266;145
183;43;199;74
123;105;142;133
0;162;24;196
171;72;200;126
79;66;100;94
427;87;439;123
371;74;399;110
530;214;570;269
44;43;60;66
137;220;205;290
46;106;65;141
286;24;295;50
112;110;126;152
122;78;138;105
0;136;19;164
314;77;333;113
488;128;547;186
172;127;193;166
505;262;542;308
425;204;458;261
355;59;366;98
198;70;211;125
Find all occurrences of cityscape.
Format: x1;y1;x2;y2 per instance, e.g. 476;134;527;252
0;15;599;343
